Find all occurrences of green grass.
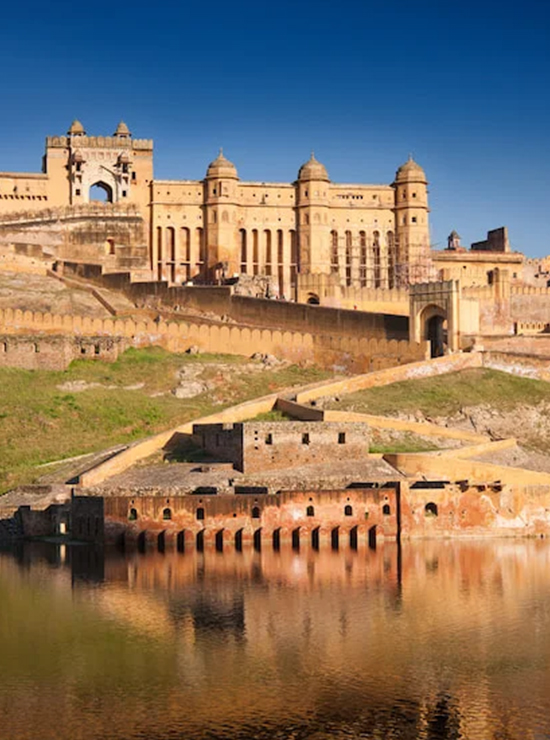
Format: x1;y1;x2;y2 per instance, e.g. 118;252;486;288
325;368;550;417
0;347;330;493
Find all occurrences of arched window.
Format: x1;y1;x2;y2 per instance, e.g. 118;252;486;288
128;508;138;521
345;231;352;287
264;230;272;276
196;507;205;521
387;231;395;288
306;505;315;517
167;226;176;262
252;506;261;519
359;231;367;287
331;230;339;273
373;231;381;287
252;229;260;272
277;230;284;297
240;229;247;272
425;502;438;517
89;181;113;203
163;508;172;520
382;504;391;516
344;504;353;516
252;229;259;275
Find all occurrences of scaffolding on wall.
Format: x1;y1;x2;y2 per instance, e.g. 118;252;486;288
327;232;435;289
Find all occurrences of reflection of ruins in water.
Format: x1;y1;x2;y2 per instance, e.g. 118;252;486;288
1;540;550;740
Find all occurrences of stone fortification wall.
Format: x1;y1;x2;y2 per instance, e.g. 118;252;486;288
510;286;550;323
62;262;410;340
0;306;423;373
295;352;483;404
296;273;410;315
193;421;370;473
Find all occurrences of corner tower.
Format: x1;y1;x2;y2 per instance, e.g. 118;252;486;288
393;156;432;284
204;150;239;280
296;153;331;276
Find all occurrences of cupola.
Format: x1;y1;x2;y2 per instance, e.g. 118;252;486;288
206;149;238;179
298;152;329;182
114;121;131;138
67;119;86;136
394;155;427;183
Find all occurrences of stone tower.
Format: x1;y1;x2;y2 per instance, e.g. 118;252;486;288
393;156;432;284
296;153;331;275
204;151;239;280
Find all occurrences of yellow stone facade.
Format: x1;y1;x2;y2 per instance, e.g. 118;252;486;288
0;121;431;297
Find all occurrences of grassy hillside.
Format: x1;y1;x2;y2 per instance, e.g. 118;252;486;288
324;368;550;417
0;348;330;493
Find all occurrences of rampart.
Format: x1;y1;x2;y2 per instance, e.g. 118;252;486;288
0;306;423;372
63;262;411;339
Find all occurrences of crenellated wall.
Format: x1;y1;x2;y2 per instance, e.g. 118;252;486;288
0;306;423;372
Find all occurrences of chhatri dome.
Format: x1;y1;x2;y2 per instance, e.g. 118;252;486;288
206;149;238;179
67;119;85;136
298;152;330;182
114;120;131;138
395;155;426;182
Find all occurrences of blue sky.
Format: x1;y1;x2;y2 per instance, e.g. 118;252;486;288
0;0;549;255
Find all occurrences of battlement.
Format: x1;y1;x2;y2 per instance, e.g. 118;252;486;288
46;136;153;151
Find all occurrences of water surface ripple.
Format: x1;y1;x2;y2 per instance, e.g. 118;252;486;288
1;540;550;740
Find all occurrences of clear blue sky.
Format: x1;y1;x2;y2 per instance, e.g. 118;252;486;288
1;0;548;255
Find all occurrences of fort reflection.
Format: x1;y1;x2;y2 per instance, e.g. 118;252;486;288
1;541;550;740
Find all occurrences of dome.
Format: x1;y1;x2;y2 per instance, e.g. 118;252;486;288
298;152;329;182
395;155;426;182
114;120;131;137
206;149;238;179
67;119;85;136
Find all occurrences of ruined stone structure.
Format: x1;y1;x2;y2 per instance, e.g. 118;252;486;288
193;421;370;473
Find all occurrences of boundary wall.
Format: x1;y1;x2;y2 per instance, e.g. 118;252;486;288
0;306;424;373
77;353;485;488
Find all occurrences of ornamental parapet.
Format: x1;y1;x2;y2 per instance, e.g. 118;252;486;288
46;136;153;150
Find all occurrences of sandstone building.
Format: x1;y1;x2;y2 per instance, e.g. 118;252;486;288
0;120;432;297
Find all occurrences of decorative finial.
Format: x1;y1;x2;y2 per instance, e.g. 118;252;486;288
408;152;414;161
219;147;224;157
311;150;315;160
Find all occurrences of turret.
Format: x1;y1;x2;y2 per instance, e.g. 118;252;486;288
204;150;239;279
393;156;431;284
295;153;331;276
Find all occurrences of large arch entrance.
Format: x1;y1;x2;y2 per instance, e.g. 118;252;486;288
89;181;113;203
422;306;447;358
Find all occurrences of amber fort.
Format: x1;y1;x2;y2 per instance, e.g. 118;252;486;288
2;119;550;546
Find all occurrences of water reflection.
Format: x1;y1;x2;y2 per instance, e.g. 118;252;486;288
1;540;550;740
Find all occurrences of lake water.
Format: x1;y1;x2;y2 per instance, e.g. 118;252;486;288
1;540;550;740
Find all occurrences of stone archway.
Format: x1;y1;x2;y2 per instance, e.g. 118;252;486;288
89;181;113;203
409;281;460;355
421;305;448;358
